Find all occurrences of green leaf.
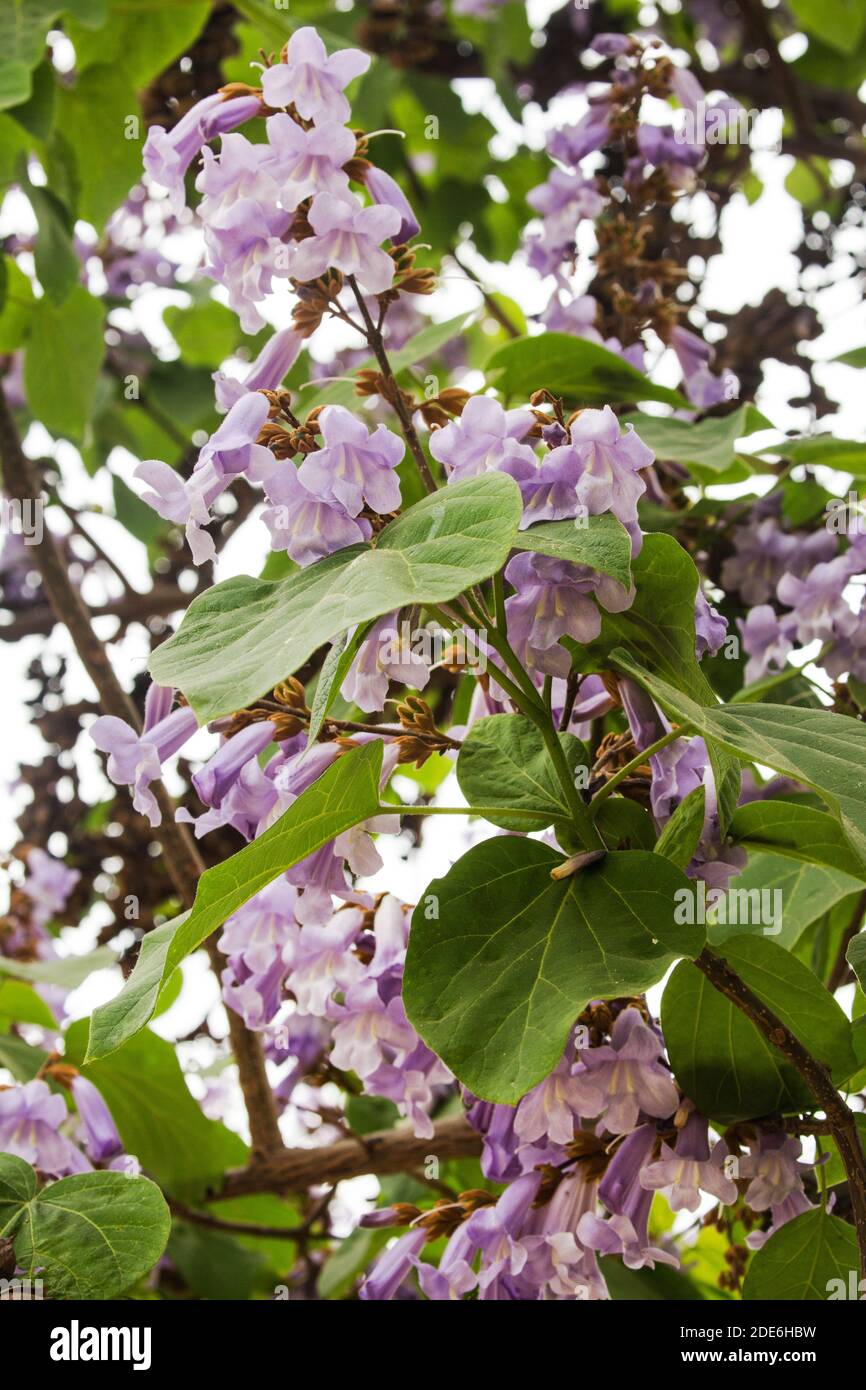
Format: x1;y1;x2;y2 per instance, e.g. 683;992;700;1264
404;839;703;1103
23;286;104;441
654;784;705;869
150;472;523;723
620;405;771;478
163;299;243;368
0;2;61;111
817;1114;866;1188
0;254;35;351
53;62;142;229
168;1222;270;1300
0;1154;170;1300
64;1020;247;1200
456;715;588;830
835;346;866;369
514;513;632;590
662;935;857;1123
24;181;79;304
486;333;689;408
743;1209;860;1301
0;978;57;1027
0;1033;47;1079
764;435;866;476
848;930;866;993
86;741;383;1059
610;655;866;869
306;624;370;746
710;851;862;951
0;944;116;988
787;0;866;53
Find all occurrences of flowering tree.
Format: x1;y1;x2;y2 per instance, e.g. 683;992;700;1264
1;0;866;1305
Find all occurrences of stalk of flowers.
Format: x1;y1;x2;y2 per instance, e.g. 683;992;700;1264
358;1003;816;1299
524;32;738;408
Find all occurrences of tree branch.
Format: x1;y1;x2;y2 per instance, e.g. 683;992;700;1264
217;1115;482;1199
695;946;866;1277
0;382;283;1159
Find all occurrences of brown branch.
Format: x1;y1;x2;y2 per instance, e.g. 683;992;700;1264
0;587;195;640
168;1198;325;1242
217;1114;482;1199
346;275;437;494
695;946;866;1278
0;382;283;1159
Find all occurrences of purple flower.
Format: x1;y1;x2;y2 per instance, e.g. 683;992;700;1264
0;1080;91;1176
137;392;279;564
558;406;652;527
283;906;364;1016
70;1076;124;1163
578;1125;678;1271
589;33;634;56
23;848;79;930
513;1053;586;1147
721;515;800;605
213;326;303;411
465;1171;541;1297
694;587;728;659
738;605;795;682
359;1226;427;1301
501;448;584;528
364;167;420;245
640;1110;738;1212
739;1130;811;1213
260;28;371;125
329;978;418;1078
429;394;536;482
777;554;858;645
570;1008;679;1133
265;113;354;202
414;1225;478;1300
262;462;372;566
220;877;299;1029
196;135;292;332
193;722;276;809
341;614;432;713
504;552;632;679
547;103;612;166
670;326;738;409
143;93;261;212
290;192;401;293
297;405;404;516
526;169;605;257
90;705;198;827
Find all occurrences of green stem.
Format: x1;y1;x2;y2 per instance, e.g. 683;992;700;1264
591;726;690;808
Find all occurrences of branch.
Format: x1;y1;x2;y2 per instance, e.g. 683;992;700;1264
346;275;438;494
0;586;194;640
0;383;283;1159
217;1115;482;1199
695;946;866;1277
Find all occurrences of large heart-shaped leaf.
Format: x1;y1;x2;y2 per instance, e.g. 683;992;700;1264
0;1154;170;1300
404;839;702;1103
612;653;866;866
456;715;588;830
743;1209;860;1301
620;404;770;478
486;333;688;407
150;472;522;722
662;935;858;1123
709;852;862;950
86;741;383;1060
